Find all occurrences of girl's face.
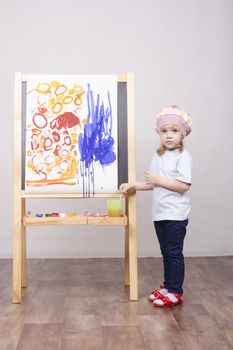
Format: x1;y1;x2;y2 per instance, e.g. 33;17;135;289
159;123;183;150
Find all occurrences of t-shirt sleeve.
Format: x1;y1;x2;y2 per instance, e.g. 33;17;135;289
176;151;192;184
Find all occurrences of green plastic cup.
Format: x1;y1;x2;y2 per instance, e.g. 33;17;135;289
107;199;122;217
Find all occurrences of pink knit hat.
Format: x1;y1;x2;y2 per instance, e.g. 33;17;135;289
155;105;192;137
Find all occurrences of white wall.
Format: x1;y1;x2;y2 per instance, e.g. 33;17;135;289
1;0;233;258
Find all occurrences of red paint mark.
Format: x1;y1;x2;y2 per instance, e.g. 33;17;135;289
52;131;60;142
32;113;48;129
44;137;53;151
38;106;47;113
50;112;80;130
31;134;39;150
64;136;71;146
53;144;61;156
36;170;47;180
32;128;42;135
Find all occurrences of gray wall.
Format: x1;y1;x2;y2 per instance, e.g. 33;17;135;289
1;0;233;258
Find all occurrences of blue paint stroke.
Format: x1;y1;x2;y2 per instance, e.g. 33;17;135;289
78;83;116;197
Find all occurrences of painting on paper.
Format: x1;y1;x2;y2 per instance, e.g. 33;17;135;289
25;75;118;195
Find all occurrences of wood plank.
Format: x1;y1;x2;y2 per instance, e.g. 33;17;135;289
182;330;233;350
87;215;127;225
126;72;138;301
23;74;127;83
117;74;127;82
22;191;126;199
21;198;27;288
23;215;127;226
127;72;136;184
128;194;138;301
24;215;88;226
16;324;62;350
13;72;22;303
124;197;129;286
102;326;147;350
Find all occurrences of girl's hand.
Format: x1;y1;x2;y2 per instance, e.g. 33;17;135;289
119;183;135;193
144;171;160;186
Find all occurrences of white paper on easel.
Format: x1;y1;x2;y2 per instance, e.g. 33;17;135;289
25;74;118;195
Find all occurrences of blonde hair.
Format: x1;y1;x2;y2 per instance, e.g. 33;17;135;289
157;138;184;155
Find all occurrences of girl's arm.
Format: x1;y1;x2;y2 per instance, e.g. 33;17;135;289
144;171;190;193
119;181;154;193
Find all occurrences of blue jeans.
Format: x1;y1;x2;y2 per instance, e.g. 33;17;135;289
154;219;188;295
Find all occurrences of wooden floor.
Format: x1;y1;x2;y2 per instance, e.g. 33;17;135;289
0;256;233;350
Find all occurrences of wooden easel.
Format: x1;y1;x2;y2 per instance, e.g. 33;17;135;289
13;72;137;303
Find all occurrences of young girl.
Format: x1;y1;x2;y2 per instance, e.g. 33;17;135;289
119;105;192;308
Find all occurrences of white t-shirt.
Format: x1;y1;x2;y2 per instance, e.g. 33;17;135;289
150;149;192;221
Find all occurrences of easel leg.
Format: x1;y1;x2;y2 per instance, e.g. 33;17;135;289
128;194;138;301
13;71;22;303
124;198;129;286
13;204;22;303
21;198;27;288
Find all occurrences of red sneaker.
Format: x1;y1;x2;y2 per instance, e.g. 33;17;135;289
147;285;168;302
153;292;183;308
